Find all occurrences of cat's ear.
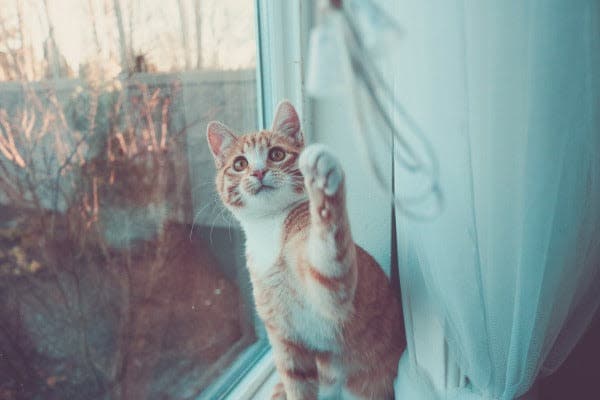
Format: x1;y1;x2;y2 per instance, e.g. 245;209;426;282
271;100;303;146
207;121;237;167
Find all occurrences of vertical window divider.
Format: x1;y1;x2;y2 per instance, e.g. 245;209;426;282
255;0;313;138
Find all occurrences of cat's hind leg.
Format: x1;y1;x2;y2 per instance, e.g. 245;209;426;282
341;371;396;400
269;334;319;400
316;352;344;400
271;382;287;399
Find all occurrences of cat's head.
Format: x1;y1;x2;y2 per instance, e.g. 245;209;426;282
207;101;306;218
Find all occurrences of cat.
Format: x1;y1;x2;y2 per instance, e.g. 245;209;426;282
206;101;405;399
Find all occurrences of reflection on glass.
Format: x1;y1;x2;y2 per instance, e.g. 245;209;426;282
0;1;261;399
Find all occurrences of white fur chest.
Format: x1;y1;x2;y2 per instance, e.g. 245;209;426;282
289;298;340;351
241;213;286;276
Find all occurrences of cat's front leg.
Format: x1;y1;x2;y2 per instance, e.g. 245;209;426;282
298;145;358;320
269;333;319;400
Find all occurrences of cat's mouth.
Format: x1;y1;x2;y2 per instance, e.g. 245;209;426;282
250;184;275;195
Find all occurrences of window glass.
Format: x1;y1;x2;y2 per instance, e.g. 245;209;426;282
0;1;263;399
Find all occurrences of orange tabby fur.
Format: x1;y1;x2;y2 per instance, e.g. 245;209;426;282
207;101;405;399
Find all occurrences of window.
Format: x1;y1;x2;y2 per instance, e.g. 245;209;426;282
0;1;267;399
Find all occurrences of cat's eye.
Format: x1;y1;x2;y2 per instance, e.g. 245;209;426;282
233;156;248;171
268;147;286;162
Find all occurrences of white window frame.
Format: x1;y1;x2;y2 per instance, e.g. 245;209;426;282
255;0;313;138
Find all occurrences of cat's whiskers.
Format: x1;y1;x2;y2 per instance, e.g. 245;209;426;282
189;191;231;240
209;204;233;245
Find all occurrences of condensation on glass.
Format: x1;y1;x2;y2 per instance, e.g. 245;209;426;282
0;1;261;399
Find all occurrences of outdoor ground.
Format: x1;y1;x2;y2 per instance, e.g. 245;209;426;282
0;208;254;400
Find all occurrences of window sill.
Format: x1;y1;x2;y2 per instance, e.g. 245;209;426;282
195;341;273;400
224;349;276;400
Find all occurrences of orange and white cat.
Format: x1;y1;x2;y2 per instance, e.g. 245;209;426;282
207;101;405;399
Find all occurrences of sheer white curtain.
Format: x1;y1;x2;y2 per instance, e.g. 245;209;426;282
385;1;600;399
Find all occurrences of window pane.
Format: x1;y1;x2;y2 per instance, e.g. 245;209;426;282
0;1;262;399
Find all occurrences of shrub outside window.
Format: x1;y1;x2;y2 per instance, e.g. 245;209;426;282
0;1;267;399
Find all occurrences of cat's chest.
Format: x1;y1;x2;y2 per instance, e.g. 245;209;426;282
242;216;285;273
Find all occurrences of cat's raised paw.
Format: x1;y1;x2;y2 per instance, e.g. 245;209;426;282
299;144;343;196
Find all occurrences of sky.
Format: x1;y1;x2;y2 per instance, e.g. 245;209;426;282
0;0;256;78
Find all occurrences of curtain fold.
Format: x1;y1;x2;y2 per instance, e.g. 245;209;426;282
386;0;600;399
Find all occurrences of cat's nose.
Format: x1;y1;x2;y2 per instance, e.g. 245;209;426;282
251;169;266;181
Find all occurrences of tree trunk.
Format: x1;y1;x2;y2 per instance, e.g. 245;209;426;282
87;0;103;55
112;0;129;73
194;0;202;69
41;0;61;79
177;0;192;70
